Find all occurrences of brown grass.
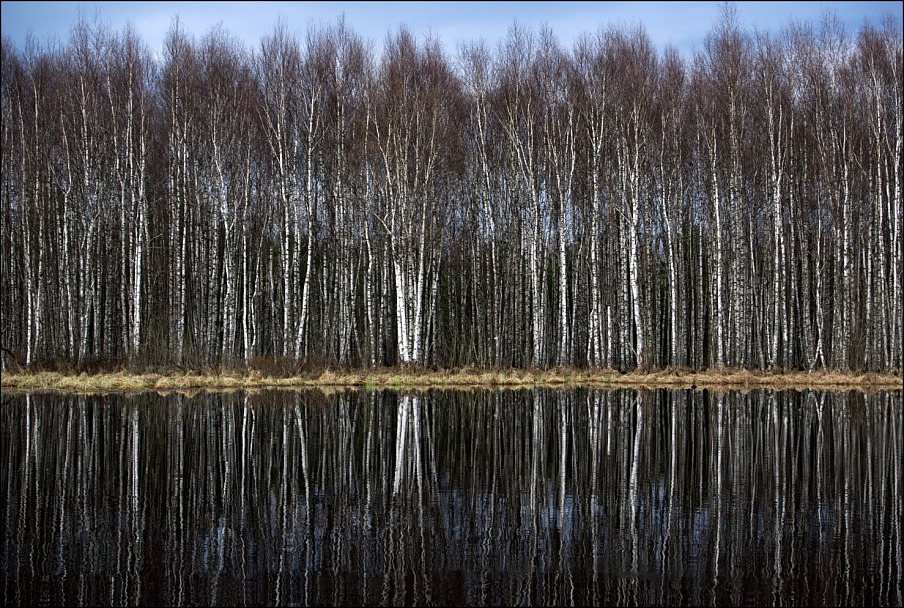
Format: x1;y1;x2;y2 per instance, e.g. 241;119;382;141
1;365;900;394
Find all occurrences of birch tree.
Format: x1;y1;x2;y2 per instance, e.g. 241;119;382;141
369;29;461;364
1;10;899;373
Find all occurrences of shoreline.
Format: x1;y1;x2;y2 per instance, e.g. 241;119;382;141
1;367;901;394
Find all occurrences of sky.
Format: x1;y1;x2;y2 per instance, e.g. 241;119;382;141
1;1;901;61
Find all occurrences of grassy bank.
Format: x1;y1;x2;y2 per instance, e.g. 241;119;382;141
1;366;900;393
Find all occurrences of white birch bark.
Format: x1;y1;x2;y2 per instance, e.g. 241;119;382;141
364;197;377;366
132;94;147;359
295;83;319;359
768;94;787;369
841;125;852;370
628;110;645;369
710;129;726;368
657;149;679;368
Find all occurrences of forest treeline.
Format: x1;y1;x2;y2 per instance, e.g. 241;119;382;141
1;8;901;371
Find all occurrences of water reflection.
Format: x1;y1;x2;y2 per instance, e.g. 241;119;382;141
1;388;901;606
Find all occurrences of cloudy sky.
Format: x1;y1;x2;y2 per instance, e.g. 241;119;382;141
2;1;900;59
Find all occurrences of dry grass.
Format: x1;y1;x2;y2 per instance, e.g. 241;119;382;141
1;365;900;394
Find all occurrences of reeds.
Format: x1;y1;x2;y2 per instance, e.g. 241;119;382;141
1;365;900;393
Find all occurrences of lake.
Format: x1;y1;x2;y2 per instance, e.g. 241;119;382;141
1;388;901;606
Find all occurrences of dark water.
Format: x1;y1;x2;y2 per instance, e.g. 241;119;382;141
1;388;901;607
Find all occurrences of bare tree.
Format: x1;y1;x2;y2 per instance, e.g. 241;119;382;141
1;9;899;373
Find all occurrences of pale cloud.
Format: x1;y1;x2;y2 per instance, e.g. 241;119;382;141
2;0;899;60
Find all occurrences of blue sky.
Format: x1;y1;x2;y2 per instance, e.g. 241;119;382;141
2;1;901;60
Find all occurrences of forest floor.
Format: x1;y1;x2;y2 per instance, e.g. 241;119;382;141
1;366;901;394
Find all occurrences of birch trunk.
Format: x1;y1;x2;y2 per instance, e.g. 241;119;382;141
710;132;726;368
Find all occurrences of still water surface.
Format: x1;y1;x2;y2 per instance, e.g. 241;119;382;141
1;388;901;606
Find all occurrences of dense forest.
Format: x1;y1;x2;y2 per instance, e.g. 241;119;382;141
1;8;901;372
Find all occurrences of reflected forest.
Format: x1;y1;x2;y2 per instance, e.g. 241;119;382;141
2;388;902;606
1;6;902;372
